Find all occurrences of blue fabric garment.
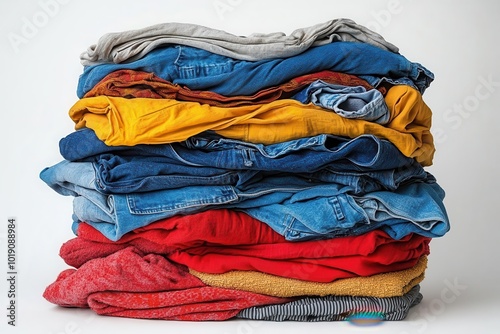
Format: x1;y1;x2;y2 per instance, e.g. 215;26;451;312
58;129;427;194
39;161;449;242
77;42;433;98
292;80;390;124
44;154;426;195
60;129;416;172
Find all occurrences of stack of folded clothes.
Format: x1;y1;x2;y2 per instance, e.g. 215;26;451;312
40;18;450;322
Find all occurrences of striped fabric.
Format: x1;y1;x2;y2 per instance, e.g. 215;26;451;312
237;285;422;321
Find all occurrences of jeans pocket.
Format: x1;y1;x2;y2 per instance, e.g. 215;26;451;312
175;45;235;79
126;185;238;214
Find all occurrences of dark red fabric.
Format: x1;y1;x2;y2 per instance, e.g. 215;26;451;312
83;69;381;106
44;247;290;320
62;209;431;282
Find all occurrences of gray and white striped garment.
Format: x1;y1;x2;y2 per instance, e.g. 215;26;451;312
236;285;422;322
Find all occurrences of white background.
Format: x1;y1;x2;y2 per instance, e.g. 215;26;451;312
1;0;499;333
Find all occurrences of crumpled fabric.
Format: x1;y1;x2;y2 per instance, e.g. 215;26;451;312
80;18;399;65
84;69;377;106
60;209;430;282
44;247;290;320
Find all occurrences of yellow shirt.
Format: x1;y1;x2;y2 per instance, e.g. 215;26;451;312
69;85;434;166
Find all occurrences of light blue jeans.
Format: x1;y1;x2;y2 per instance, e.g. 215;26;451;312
40;162;449;242
292;80;390;124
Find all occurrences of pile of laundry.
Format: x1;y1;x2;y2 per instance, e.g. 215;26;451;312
40;18;449;322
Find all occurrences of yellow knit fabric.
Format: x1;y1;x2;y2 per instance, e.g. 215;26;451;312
190;256;427;298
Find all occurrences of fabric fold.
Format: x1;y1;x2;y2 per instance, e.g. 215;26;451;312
39;157;448;241
69;85;434;165
77;41;433;99
59;212;431;282
44;247;290;321
59;129;416;173
84;69;377;106
190;255;427;298
237;285;423;322
80;18;399;66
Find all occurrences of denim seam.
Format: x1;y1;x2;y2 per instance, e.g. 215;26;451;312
97;172;239;193
126;188;238;214
329;196;345;221
283;214;299;240
169;146;206;166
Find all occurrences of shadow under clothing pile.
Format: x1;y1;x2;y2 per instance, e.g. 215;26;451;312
40;18;450;322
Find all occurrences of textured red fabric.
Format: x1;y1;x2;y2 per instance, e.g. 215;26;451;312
83;69;380;106
44;247;290;320
62;209;431;282
87;287;290;321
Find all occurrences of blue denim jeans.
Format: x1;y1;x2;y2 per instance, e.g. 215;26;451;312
40;163;448;242
58;129;426;193
43;155;426;195
60;129;418;172
292;80;390;124
255;176;448;241
77;42;434;98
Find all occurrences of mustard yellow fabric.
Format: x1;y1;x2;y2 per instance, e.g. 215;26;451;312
69;85;434;165
189;256;427;298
